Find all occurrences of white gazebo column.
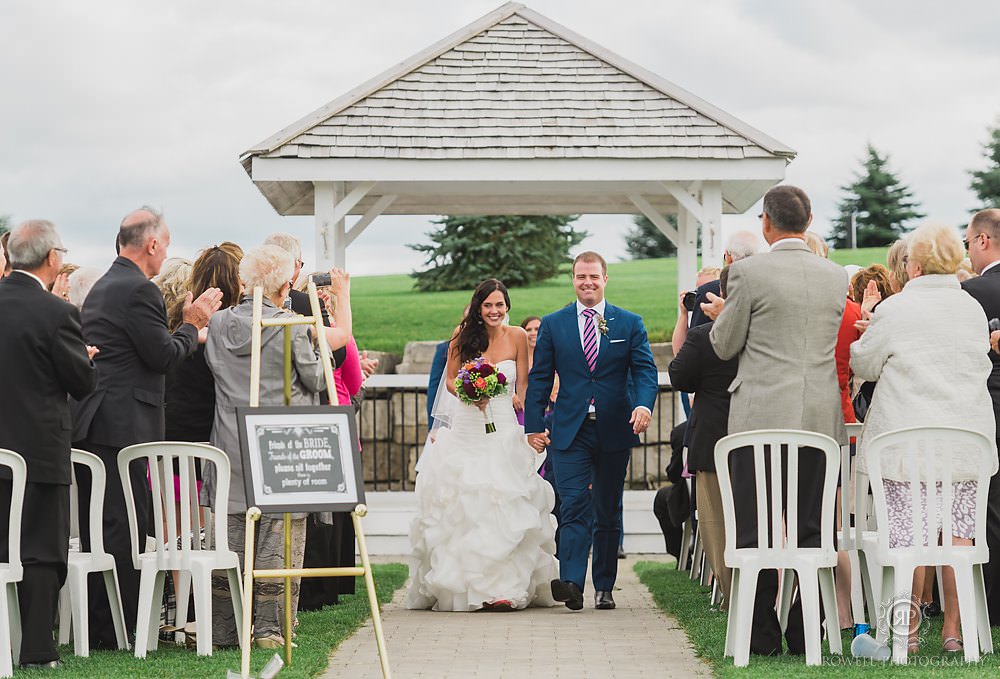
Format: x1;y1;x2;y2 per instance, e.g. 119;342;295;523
313;181;341;270
313;181;375;270
676;206;698;296
699;182;724;267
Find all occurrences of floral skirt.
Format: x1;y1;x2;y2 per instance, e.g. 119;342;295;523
883;480;977;548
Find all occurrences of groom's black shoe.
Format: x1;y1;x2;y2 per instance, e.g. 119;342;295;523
595;591;616;610
551;579;584;611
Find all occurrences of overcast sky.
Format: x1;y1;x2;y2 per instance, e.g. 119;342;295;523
2;0;999;275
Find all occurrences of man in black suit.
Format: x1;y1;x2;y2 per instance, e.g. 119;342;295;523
668;267;739;610
71;207;222;647
0;220;97;668
962;207;1000;626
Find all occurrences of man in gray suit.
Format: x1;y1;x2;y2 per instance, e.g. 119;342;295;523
702;185;847;655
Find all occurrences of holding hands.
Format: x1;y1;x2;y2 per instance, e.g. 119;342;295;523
630;407;651;434
527;429;550;453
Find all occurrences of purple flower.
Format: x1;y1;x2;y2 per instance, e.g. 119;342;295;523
497;372;507;385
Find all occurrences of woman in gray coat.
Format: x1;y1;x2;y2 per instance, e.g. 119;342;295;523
203;243;350;648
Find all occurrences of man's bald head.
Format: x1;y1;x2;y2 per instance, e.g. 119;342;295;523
117;205;171;278
119;206;165;250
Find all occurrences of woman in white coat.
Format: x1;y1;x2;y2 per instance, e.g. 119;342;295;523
851;222;998;653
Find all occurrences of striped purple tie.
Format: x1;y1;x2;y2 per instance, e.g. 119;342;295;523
582;308;598;373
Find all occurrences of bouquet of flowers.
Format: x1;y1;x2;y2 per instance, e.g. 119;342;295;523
453;357;508;433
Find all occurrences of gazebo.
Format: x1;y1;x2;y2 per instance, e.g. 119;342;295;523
240;2;795;291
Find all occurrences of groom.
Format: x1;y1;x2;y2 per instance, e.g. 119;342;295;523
526;251;658;610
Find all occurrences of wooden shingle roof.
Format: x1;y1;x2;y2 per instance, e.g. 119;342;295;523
242;3;794;167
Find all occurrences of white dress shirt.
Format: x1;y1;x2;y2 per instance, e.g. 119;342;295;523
577;299;605;413
13;270;47;289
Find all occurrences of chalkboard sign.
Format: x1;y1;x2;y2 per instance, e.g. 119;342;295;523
236;405;364;513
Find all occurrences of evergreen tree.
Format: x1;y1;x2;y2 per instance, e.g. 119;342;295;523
408;215;586;291
970;119;1000;208
827;144;924;248
624;215;677;259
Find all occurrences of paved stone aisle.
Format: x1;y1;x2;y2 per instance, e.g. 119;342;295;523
320;555;711;679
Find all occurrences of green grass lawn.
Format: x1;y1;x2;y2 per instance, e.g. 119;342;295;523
351;247;890;355
635;560;1000;677
26;563;407;679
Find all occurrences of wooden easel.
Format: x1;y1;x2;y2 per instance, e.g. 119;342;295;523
239;280;391;679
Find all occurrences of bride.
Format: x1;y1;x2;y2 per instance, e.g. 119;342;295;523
407;278;558;611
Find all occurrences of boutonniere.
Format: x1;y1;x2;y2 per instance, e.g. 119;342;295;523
596;314;608;336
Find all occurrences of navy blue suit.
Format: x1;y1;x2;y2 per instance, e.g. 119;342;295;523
526;302;657;591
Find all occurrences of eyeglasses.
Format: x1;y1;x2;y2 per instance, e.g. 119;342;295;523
52;247;68;255
964;233;989;250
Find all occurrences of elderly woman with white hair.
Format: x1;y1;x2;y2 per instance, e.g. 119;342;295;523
203;243;350;648
851;222;998;654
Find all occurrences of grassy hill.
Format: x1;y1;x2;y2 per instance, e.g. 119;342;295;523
351;247;890;355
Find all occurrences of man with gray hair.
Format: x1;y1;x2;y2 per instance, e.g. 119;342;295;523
0;220;97;668
70;206;223;649
674;230;761;347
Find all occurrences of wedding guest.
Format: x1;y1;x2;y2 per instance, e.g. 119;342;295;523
851;221;997;652
70;206;222;649
807;230;862;630
48;262;78;302
703;185;847;655
668;267;738;609
0;231;11;277
299;287;373;611
263;234;351;355
959;208;1000;625
154;257;194;310
886;238;909;292
803;230;829;257
0;220;97;668
679;230;759;339
849;264;893;305
67;267;101;310
204;244;347;648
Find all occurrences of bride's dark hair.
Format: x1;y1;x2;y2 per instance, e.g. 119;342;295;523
452;278;510;362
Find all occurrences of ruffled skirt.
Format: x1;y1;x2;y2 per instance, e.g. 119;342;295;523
406;399;558;611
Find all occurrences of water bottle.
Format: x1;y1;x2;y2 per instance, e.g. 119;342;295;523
853;623;870;637
850;632;890;661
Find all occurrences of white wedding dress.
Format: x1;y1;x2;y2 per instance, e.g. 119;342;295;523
406;359;558;611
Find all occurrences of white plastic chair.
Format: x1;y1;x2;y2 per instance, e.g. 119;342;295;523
0;450;26;678
862;426;995;664
57;449;129;656
835;423;868;626
715;430;842;667
119;442;243;657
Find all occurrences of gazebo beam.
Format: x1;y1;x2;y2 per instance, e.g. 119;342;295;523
628;193;679;244
346;194;398;247
314;181;375;268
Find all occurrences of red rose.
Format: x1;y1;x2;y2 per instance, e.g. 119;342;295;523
479;363;494;376
462;381;477;398
497;372;507;385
